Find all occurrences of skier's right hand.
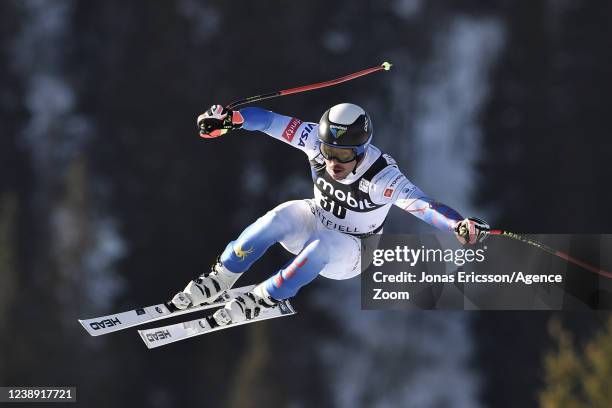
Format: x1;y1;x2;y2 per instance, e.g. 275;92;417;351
196;105;245;138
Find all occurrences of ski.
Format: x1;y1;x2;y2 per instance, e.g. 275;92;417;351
78;285;255;336
138;299;296;349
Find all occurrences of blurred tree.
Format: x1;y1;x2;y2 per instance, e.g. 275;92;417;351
0;194;18;381
539;315;612;408
583;317;612;406
540;318;587;408
226;325;288;408
474;0;612;406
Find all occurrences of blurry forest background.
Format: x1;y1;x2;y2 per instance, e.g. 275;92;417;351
1;1;612;407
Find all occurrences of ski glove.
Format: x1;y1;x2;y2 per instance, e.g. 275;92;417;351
455;217;490;245
197;104;245;138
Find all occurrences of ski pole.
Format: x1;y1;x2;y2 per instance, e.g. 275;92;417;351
490;230;612;279
226;61;393;109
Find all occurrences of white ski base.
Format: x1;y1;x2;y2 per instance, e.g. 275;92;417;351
78;285;255;336
138;299;296;349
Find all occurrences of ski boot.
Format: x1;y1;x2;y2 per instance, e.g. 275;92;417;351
212;282;278;325
171;258;242;310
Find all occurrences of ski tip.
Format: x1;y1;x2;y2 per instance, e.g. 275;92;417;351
137;330;155;350
77;319;99;336
382;61;393;71
79;318;118;337
137;329;157;350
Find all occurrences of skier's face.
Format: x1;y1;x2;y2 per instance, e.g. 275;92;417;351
324;156;356;180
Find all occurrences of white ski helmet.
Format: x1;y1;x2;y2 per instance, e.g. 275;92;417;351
318;103;372;162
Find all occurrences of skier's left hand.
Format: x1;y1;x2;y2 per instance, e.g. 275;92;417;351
455;217;490;245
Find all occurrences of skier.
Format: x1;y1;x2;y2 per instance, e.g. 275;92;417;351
171;103;490;325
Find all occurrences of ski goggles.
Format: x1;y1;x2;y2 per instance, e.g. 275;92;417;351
319;143;360;163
